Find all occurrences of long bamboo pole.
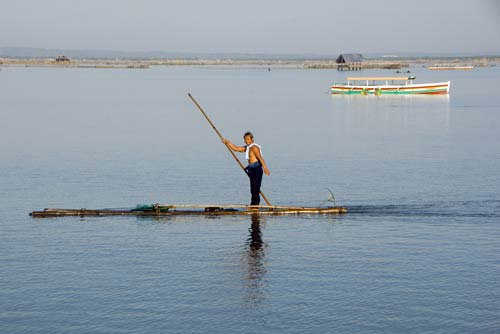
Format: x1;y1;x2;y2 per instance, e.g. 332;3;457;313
188;93;272;206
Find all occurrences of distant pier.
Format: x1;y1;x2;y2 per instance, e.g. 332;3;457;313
0;56;497;70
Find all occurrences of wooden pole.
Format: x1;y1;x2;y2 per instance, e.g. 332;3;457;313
187;93;272;206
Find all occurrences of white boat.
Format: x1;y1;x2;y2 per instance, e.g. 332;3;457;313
331;76;450;95
427;64;474;70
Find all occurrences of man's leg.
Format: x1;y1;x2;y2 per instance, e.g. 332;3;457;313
249;167;263;205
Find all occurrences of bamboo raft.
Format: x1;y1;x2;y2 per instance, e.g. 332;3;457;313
30;204;347;218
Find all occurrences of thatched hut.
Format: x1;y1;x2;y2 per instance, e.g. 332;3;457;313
336;54;363;71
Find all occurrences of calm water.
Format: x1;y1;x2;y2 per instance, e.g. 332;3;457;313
1;65;499;333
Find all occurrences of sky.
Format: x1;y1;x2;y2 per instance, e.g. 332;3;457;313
1;0;499;55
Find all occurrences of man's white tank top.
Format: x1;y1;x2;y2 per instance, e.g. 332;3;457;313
245;143;262;160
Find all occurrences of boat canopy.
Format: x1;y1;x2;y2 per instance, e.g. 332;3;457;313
346;77;413;81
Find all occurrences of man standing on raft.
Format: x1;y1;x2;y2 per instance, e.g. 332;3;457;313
223;132;270;206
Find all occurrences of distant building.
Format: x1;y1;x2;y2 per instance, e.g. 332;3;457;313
55;55;70;63
336;54;363;71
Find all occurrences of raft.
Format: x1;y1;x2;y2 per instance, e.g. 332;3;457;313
30;203;347;218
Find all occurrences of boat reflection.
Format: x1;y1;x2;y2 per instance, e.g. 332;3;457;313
242;213;268;306
329;92;451;134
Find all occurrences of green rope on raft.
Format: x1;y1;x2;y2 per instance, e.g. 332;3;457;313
132;204;172;212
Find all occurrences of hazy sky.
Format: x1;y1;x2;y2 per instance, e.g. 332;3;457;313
2;0;499;54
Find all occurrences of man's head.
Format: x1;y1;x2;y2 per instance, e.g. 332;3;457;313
243;131;254;145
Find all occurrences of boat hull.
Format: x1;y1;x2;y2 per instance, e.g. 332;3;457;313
331;81;450;95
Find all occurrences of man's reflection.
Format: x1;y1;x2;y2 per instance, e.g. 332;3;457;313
243;213;267;305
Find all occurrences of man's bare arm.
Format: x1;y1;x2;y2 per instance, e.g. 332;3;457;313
222;138;245;152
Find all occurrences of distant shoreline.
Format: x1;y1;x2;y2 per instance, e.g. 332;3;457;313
1;55;498;69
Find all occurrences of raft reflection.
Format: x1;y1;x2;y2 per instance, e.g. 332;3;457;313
243;214;268;305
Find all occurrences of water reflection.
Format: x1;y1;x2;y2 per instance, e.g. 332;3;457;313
329;93;451;137
332;94;450;114
242;214;268;306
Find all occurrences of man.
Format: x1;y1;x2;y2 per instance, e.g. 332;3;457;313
223;132;270;206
